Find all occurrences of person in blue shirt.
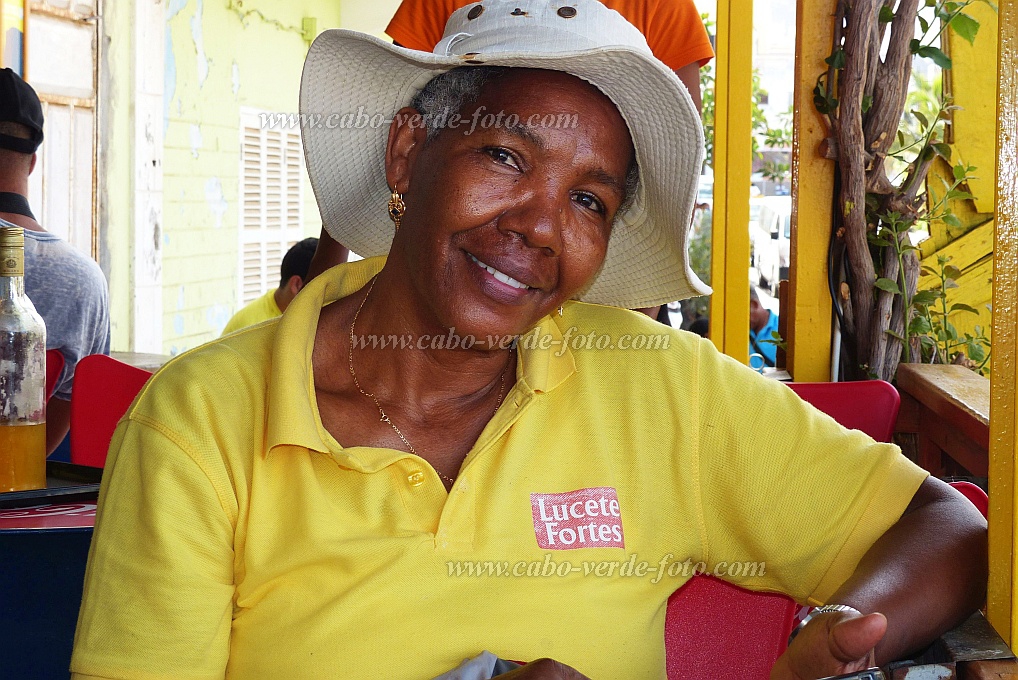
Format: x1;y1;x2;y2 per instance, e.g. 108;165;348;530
750;286;779;371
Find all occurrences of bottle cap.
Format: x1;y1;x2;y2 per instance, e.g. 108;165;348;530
0;225;25;276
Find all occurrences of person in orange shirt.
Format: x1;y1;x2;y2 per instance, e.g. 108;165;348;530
305;0;715;280
388;0;713;110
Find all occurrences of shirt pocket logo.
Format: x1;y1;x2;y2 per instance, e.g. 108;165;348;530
530;487;624;550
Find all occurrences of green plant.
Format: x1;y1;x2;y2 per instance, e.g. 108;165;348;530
916;255;991;373
813;0;995;380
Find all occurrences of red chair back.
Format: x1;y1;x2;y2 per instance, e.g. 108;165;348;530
664;381;900;679
70;354;152;468
786;380;900;442
948;480;988;518
45;349;64;400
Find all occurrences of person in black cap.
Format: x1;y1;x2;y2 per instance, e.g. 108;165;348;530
0;67;111;455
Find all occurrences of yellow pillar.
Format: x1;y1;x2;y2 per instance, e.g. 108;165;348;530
786;0;834;382
988;0;1018;644
710;0;753;364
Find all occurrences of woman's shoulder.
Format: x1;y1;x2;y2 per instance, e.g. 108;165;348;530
565;301;703;350
128;321;277;429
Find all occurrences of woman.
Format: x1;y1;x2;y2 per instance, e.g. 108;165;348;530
71;2;985;679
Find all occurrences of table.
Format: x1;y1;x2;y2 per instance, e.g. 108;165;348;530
0;502;96;678
0;501;96;530
111;350;172;372
896;363;990;477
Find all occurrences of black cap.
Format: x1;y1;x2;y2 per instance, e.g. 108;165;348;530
0;68;44;154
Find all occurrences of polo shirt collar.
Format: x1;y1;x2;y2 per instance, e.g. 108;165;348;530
264;256;577;455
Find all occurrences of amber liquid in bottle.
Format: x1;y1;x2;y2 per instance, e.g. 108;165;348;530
0;226;47;492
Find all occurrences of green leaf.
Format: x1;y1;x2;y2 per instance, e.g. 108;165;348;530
950;12;980;46
885;329;905;341
913;290;940;306
825;49;847;69
862;95;873;113
951;303;979;314
944;264;963;279
946;189;976;201
917;45;953;70
910;38;922;54
918;14;930;33
968;343;987;363
909;316;933;335
933;142;952;159
879;5;896;22
912;109;930;129
943;213;963;227
868;237;893;247
897;130;906;147
945;279;961;289
875;278;901;295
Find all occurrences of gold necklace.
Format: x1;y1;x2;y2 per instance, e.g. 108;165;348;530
347;277;514;487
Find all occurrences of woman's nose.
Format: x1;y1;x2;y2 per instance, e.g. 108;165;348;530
498;186;565;255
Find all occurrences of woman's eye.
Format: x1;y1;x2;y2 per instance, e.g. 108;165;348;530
573;192;605;215
485;147;520;170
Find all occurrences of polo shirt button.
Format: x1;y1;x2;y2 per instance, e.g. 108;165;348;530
407;471;425;487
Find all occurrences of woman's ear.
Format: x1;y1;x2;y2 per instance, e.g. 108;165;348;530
385;106;429;193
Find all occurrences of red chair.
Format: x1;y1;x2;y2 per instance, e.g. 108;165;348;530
786;380;900;442
45;349;64;399
665;577;797;679
948;480;988;518
69;354;152;468
787;381;987;516
664;380;902;679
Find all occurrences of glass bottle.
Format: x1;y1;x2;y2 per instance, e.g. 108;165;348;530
0;225;47;491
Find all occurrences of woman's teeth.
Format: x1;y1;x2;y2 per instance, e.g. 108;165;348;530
469;253;531;290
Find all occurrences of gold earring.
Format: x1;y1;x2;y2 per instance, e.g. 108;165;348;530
558;305;564;317
387;189;406;232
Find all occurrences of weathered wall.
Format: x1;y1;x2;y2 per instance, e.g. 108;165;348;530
916;3;999;353
159;0;345;353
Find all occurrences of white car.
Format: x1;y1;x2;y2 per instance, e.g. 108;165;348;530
753;196;791;295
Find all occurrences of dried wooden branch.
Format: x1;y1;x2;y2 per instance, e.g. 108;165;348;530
864;0;922;193
836;0;880;364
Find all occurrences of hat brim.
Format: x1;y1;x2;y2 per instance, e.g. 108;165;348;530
299;29;711;307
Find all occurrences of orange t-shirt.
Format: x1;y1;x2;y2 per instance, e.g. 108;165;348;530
385;0;715;70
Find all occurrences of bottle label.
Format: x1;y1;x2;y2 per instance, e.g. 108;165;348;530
0;245;23;276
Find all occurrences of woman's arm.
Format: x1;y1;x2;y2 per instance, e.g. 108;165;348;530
772;476;987;678
71;420;236;680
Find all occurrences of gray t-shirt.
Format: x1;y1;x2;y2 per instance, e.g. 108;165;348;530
1;219;111;401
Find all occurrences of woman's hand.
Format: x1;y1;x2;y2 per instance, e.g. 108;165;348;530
499;658;591;679
770;610;887;680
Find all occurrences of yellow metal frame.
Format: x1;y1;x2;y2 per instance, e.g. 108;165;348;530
787;0;834;382
987;0;1018;645
709;0;752;364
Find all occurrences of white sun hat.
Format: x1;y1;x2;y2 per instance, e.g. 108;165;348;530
299;0;710;307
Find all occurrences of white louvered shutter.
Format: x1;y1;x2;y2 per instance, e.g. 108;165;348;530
238;110;304;305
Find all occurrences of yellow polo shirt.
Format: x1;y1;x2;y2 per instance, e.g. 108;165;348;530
221;289;282;336
71;257;927;679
